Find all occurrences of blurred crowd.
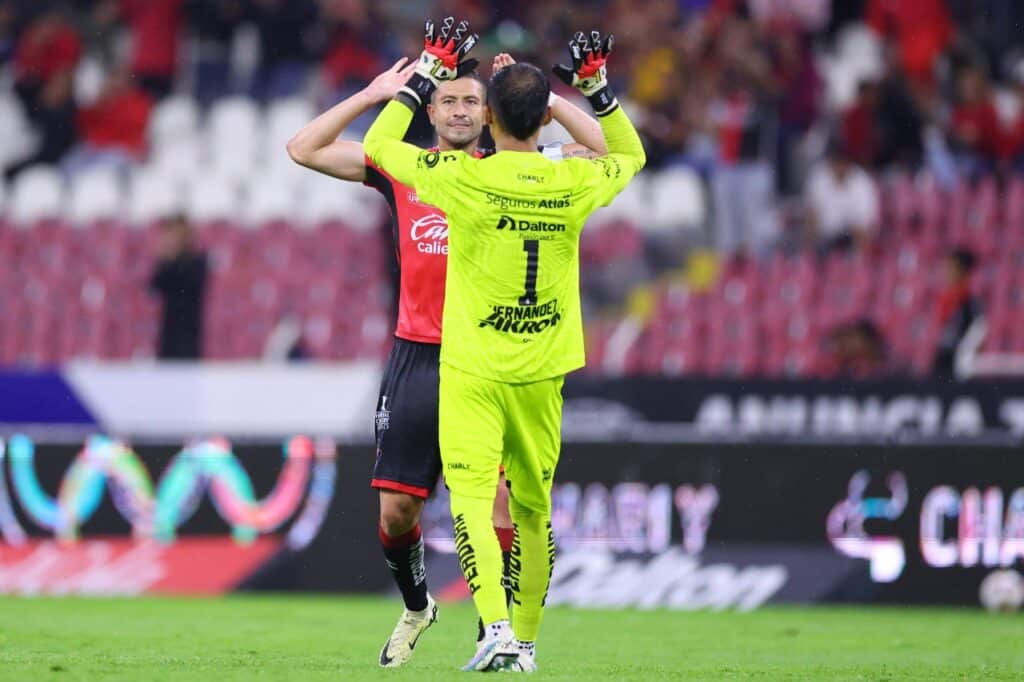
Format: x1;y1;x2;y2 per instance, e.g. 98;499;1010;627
4;1;1024;235
1;0;1020;376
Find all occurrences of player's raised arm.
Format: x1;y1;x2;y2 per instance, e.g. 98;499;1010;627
553;31;646;202
286;58;417;181
493;53;607;157
364;17;479;188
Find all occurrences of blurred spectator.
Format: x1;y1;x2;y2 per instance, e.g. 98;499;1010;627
0;1;15;64
4;70;77;179
186;0;245;105
708;15;780;256
819;318;894;379
932;248;983;377
250;0;319;101
98;0;184;99
320;1;387;100
150;214;208;360
745;0;830;33
949;65;1008;176
63;66;153;176
866;0;952;88
1006;61;1024;168
868;53;925;168
12;7;81;110
804;143;879;254
841;79;881;168
773;30;821;194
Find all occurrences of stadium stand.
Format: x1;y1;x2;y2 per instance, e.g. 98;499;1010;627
1;1;1022;377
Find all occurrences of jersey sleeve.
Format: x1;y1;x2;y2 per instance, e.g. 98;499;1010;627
580;106;646;207
363;99;461;207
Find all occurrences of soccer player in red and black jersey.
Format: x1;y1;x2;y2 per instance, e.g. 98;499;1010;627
288;54;605;667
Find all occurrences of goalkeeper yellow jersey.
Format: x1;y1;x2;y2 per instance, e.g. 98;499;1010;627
364;102;645;383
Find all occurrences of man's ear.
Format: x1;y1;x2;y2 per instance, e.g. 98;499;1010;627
485;105;493;126
426;102;436;126
543;106;553;126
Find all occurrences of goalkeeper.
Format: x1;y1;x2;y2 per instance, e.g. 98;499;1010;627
364;17;645;673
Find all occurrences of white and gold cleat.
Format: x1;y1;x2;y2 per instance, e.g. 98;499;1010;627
378;594;438;668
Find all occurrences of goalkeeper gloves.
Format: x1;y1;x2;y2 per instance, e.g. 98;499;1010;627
552;31;618;116
399;16;479;109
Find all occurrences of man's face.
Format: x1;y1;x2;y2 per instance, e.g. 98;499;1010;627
428;78;486;150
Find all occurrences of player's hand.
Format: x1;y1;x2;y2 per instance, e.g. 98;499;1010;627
400;16;479;107
492;52;515;74
552;31;619;115
364;57;418;103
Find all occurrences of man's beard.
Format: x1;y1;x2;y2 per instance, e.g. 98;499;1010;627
440;124;479;149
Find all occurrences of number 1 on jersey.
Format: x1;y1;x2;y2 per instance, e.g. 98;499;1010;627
519;239;539;306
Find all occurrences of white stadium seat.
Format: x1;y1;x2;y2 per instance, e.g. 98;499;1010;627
150;136;204;184
264;97;315;168
67;168;124;225
298;170;371;227
186;173;239;224
0;94;36;170
590;171;650;229
129;167;185;226
243;176;295;226
149;95;200;147
648;166;706;233
206;96;261;182
10;165;64;226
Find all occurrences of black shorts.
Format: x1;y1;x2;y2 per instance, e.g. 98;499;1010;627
371;337;442;499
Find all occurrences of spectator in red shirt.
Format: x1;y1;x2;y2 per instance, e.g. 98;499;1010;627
124;0;182;98
866;0;952;88
842;80;881;168
96;0;183;99
950;65;1010;176
63;66;154;177
12;8;81;110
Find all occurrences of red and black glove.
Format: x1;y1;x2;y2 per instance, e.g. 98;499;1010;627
552;31;618;116
399;16;479;109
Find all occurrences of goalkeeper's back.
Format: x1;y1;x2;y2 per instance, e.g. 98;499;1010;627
364;63;645;384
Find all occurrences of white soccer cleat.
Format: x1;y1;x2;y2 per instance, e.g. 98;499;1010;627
378;594;438;668
462;632;520;672
503;640;537;673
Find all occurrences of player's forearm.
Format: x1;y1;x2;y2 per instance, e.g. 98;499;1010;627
550;94;607;156
599;106;646;172
286;88;378;166
363;99;420;186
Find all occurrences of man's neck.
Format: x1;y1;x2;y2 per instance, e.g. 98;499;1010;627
494;132;540;153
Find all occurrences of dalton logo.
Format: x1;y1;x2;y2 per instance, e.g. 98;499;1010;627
496;215;566;232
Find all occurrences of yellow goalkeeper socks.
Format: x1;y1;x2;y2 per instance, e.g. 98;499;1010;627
508;501;555;642
450;492;508;625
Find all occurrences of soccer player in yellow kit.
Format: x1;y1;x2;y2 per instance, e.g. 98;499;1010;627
364;19;645;673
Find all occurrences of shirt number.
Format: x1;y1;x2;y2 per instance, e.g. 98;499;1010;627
519;240;539;306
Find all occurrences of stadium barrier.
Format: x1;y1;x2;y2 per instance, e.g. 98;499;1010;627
3;365;1023;445
1;435;1020;608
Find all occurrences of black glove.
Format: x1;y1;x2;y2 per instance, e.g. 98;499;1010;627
552;31;618;116
399;16;479;108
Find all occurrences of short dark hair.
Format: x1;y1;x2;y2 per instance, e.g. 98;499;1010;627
432;71;487;101
488;63;550;141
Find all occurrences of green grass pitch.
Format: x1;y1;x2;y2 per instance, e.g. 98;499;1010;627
0;595;1022;680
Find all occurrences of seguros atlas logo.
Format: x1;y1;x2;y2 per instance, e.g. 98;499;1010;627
410;214;449;255
496;215;566;232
